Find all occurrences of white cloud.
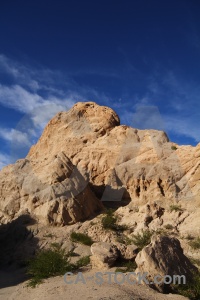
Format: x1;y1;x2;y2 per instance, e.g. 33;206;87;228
0;128;31;146
0;84;44;113
0;152;10;170
0;54;112;132
0;54;114;166
0;54;20;78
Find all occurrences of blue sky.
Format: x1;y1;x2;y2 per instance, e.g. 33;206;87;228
0;0;200;169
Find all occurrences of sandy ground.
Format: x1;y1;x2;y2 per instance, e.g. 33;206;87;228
0;268;188;300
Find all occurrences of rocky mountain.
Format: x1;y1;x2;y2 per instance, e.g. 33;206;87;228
1;101;200;299
0;102;200;229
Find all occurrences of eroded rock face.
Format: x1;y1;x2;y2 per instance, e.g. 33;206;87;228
0;101;200;225
135;235;197;291
0;151;103;225
28;102;200;206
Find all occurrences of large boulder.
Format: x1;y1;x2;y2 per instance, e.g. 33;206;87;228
135;235;197;291
0;152;103;225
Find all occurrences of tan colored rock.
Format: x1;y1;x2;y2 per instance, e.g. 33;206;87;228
0;152;103;225
90;241;119;269
116;243;139;260
0;101;200;230
26;102;200;207
135;235;197;292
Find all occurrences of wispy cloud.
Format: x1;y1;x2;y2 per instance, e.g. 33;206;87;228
136;70;200;143
0;54;114;166
0;127;31;146
0;152;10;170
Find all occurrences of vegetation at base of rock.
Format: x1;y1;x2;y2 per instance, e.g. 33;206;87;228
164;224;174;230
43;233;55;238
169;205;183;212
27;244;90;287
190;258;200;268
116;234;133;245
171;145;177;150
131;230;153;250
75;255;90;268
115;260;137;273
189;237;200;250
154;228;169;236
173;272;200;300
118;228;170;247
70;232;93;246
101;209;128;232
185;234;194;240
27;244;72;287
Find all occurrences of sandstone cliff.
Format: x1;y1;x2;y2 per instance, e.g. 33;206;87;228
0;101;200;226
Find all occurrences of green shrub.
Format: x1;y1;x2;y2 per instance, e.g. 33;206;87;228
189;237;200;250
190;258;200;267
116;234;132;245
70;232;93;246
75;256;90;268
174;272;200;300
27;244;72;287
101;209;127;232
27;243;91;288
115;260;137;273
169;205;183;212
43;233;55;238
164;224;174;230
185;234;194;240
131;230;153;250
154;228;169;236
102;214;117;230
171;145;177;150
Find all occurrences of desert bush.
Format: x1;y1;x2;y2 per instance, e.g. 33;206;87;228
116;234;132;245
169;205;183;212
115;260;137;273
174;272;200;300
27;244;91;288
70;232;93;246
164;224;174;230
27;244;72;287
131;229;153;250
185;234;194;240
101;209;127;232
171;145;177;150
189;237;200;250
43;233;55;238
190;258;200;267
75;256;90;268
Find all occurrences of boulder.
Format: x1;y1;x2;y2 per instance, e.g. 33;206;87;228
116;243;139;260
0;152;103;225
135;235;197;291
90;242;119;269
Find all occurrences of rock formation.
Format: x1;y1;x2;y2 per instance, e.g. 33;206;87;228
90;241;119;268
135;235;197;292
0;101;200;227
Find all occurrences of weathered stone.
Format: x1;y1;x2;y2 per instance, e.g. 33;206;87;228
0;101;200;232
135;235;197;292
90;242;119;269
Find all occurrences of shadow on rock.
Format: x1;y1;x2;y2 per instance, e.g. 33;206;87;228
0;214;39;289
